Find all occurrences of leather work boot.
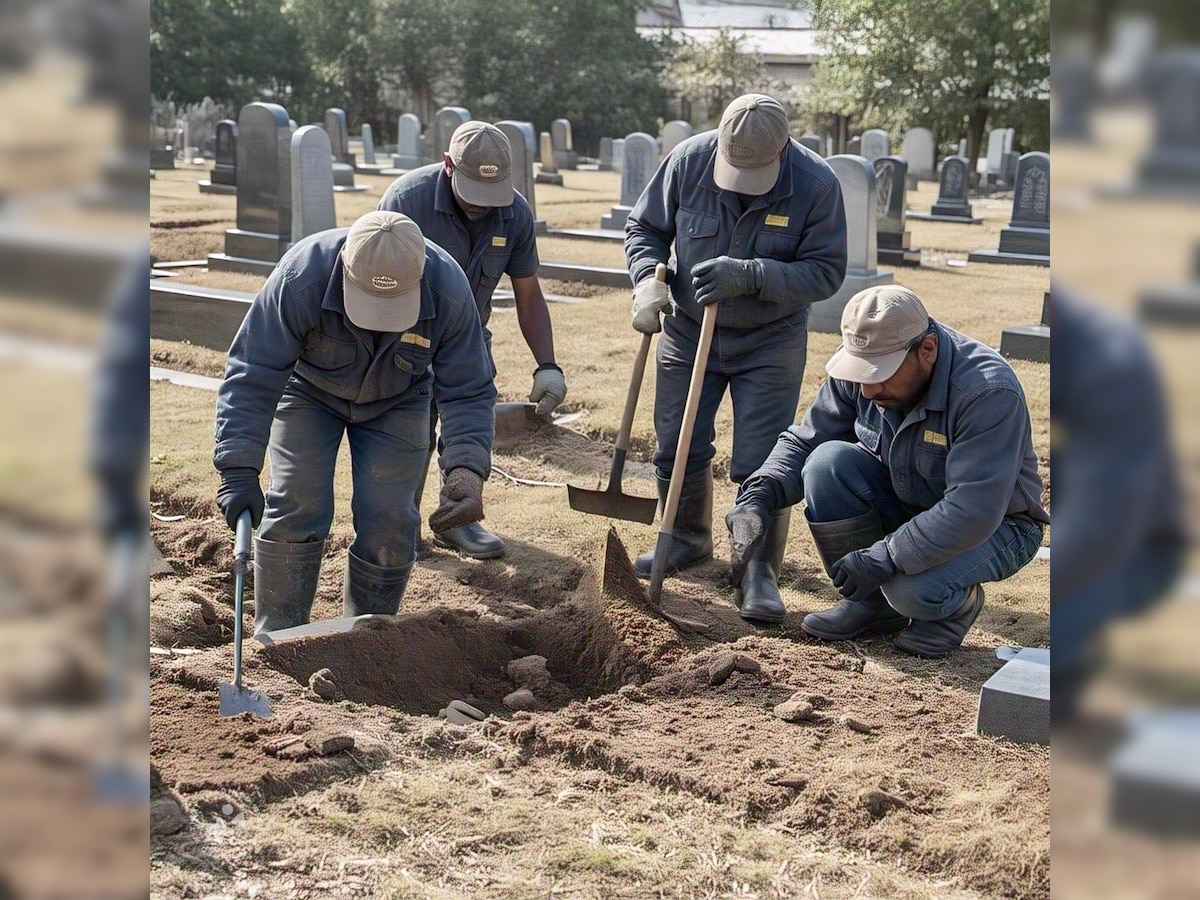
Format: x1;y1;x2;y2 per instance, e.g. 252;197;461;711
252;537;324;634
343;550;413;616
433;522;506;559
801;509;908;640
893;584;985;658
635;466;714;579
738;508;790;625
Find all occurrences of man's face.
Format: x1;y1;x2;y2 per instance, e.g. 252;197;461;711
859;334;937;414
445;158;493;221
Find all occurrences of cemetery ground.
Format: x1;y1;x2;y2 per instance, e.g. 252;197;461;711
149;164;1050;899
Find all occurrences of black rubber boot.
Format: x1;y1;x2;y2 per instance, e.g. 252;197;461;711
801;509;908;640
433;522;506;559
252;537;324;634
343;549;413;616
635;467;714;579
738;508;790;625
893;584;985;658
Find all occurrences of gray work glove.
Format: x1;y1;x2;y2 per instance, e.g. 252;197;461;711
216;467;264;531
691;256;763;306
830;541;897;603
631;274;671;333
430;467;485;533
529;363;567;416
726;495;771;587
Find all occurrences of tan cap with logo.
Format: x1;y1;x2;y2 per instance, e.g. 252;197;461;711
448;121;514;207
714;93;790;195
825;286;932;384
341;211;425;332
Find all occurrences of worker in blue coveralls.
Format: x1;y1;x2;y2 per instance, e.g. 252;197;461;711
379;120;565;560
213;211;497;633
624;93;847;624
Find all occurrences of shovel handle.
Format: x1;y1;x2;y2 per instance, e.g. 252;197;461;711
660;302;717;534
232;510;252;688
609;263;667;487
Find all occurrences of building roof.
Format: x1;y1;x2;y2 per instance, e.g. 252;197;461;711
639;0;813;30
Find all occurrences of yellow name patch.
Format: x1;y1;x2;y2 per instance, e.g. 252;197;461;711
491;236;506;247
400;332;430;348
764;214;789;227
923;430;947;447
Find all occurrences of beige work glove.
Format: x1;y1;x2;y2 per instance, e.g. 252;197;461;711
529;363;567;416
631;274;671;334
429;467;485;533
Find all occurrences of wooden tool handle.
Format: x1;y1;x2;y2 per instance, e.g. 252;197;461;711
613;263;666;456
660;302;717;533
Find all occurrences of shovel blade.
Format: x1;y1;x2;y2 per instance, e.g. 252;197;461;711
253;614;374;645
567;483;658;524
218;682;272;718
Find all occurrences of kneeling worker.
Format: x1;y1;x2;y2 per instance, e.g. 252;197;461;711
213;211;497;633
727;286;1048;656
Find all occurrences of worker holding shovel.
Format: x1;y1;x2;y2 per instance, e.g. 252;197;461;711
213;211;497;634
625;93;847;623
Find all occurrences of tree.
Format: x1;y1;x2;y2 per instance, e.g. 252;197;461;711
662;27;785;127
811;0;1049;167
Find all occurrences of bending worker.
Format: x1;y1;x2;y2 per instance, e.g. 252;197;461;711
625;93;847;623
213;211;497;633
728;286;1049;656
379;120;565;559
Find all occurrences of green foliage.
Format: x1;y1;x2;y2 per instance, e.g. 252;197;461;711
662;27;785;127
811;0;1049;164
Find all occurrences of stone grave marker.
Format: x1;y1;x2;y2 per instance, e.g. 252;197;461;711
291;125;337;242
392;113;422;169
551;118;578;170
976;646;1050;745
1109;710;1200;836
900;127;936;180
861;128;889;162
323;108;354;165
1001;290;1051;363
660;120;693;157
981;126;1015;186
598;137;614;171
909;156;982;223
612;138;625;173
969;152;1050;266
430;106;470;163
957;138;968;158
873;156;921;266
1139;243;1200;324
199;118;237;194
600;132;658;230
846;135;862;156
496;120;546;233
1134;51;1200;195
536;132;563;184
799;134;821;154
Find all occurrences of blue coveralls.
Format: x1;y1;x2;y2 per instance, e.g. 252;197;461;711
625;132;847;483
213;228;496;569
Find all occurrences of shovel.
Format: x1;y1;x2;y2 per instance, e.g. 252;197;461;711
218;511;271;718
648;300;718;607
566;264;666;524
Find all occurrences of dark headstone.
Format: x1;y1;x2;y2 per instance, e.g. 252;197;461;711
199;119;238;194
1052;53;1096;141
913;156;981;222
969;152;1050;266
323;108;354;166
1135;51;1200;194
874;156;921;266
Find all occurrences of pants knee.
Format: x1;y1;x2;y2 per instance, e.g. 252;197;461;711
802;441;868;518
882;573;963;621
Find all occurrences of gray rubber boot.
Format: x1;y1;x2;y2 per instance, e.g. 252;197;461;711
252;537;324;635
738;508;790;625
635;467;714;579
343;549;413;617
801;509;908;640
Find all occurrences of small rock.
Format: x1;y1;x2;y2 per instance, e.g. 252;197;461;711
764;774;808;790
503;688;538;711
507;655;551;690
708;651;738;686
304;732;354;755
859;787;906;818
438;708;447;719
448;699;486;721
264;736;311;760
308;668;343;702
773;695;817;723
733;654;762;675
150;797;189;836
444;706;479;726
842;715;872;734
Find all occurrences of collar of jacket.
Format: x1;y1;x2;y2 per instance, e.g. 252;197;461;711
320;243;438;328
698;140;797;210
433;167;514;224
915;320;954;415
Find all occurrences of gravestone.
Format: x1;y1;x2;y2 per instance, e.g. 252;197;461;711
323;108;354;166
496;120;546;234
1000;151;1020;187
1109;711;1200;836
873;157;921;267
198;118;237;194
909;156;982;223
861;129;889;162
208;102;293;275
1134;51;1200;195
976;647;1050;745
1052;52;1096;142
290;126;337;243
1139;244;1200;324
600;133;658;230
551;118;578;170
900;127;936;180
660;120;693;157
392;113;422;169
969;152;1050;266
360;124;376;164
799;134;821;154
1001;290;1051;363
846;135;862;156
958;138;968;158
980;127;1015;186
611;138;625;173
536;132;563;185
598;137;614;171
809;155;893;333
430;106;470;163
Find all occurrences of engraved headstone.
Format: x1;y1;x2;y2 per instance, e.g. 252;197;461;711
660;120;694;157
199;118;237;194
290;125;337;242
873;156;921;266
536;132;563;184
910;156;981;223
900;127;936;180
392;113;422;169
496;120;545;233
551;118;578;170
600;132;658;230
969;152;1050;266
861;128;890;162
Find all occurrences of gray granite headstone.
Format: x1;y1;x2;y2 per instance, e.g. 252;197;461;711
1136;51;1200;193
660;120;693;157
976;647;1050;745
846;135;862;156
393;113;422;169
900;127;936;180
861;129;889;162
983;127;1014;182
551;118;578;170
291;125;337;242
1110;711;1200;836
496;120;544;231
431;106;470;162
1052;53;1096;142
799;134;821;154
600;132;658;230
874;156;920;266
323;108;353;165
360;123;376;165
536;132;562;184
598;137;614;171
969;152;1050;265
611;138;625;173
199;118;238;194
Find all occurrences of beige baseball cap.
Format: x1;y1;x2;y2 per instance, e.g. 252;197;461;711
825;286;932;383
714;93;790;195
448;121;514;207
341;211;425;332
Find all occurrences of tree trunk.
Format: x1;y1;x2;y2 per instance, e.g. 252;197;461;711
966;107;988;175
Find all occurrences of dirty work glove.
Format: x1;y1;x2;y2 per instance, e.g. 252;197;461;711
830;542;897;603
430;467;485;533
726;495;771;587
631;274;671;333
691;256;763;306
216;467;264;531
529;363;567;416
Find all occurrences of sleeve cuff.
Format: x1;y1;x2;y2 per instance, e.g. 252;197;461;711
213;439;267;473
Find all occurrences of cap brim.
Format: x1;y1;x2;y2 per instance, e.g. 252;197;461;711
452;170;514;207
713;155;780;195
343;273;421;332
825;345;909;384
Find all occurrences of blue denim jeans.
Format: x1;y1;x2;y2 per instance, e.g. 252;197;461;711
802;441;1044;621
258;386;430;568
653;310;808;483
